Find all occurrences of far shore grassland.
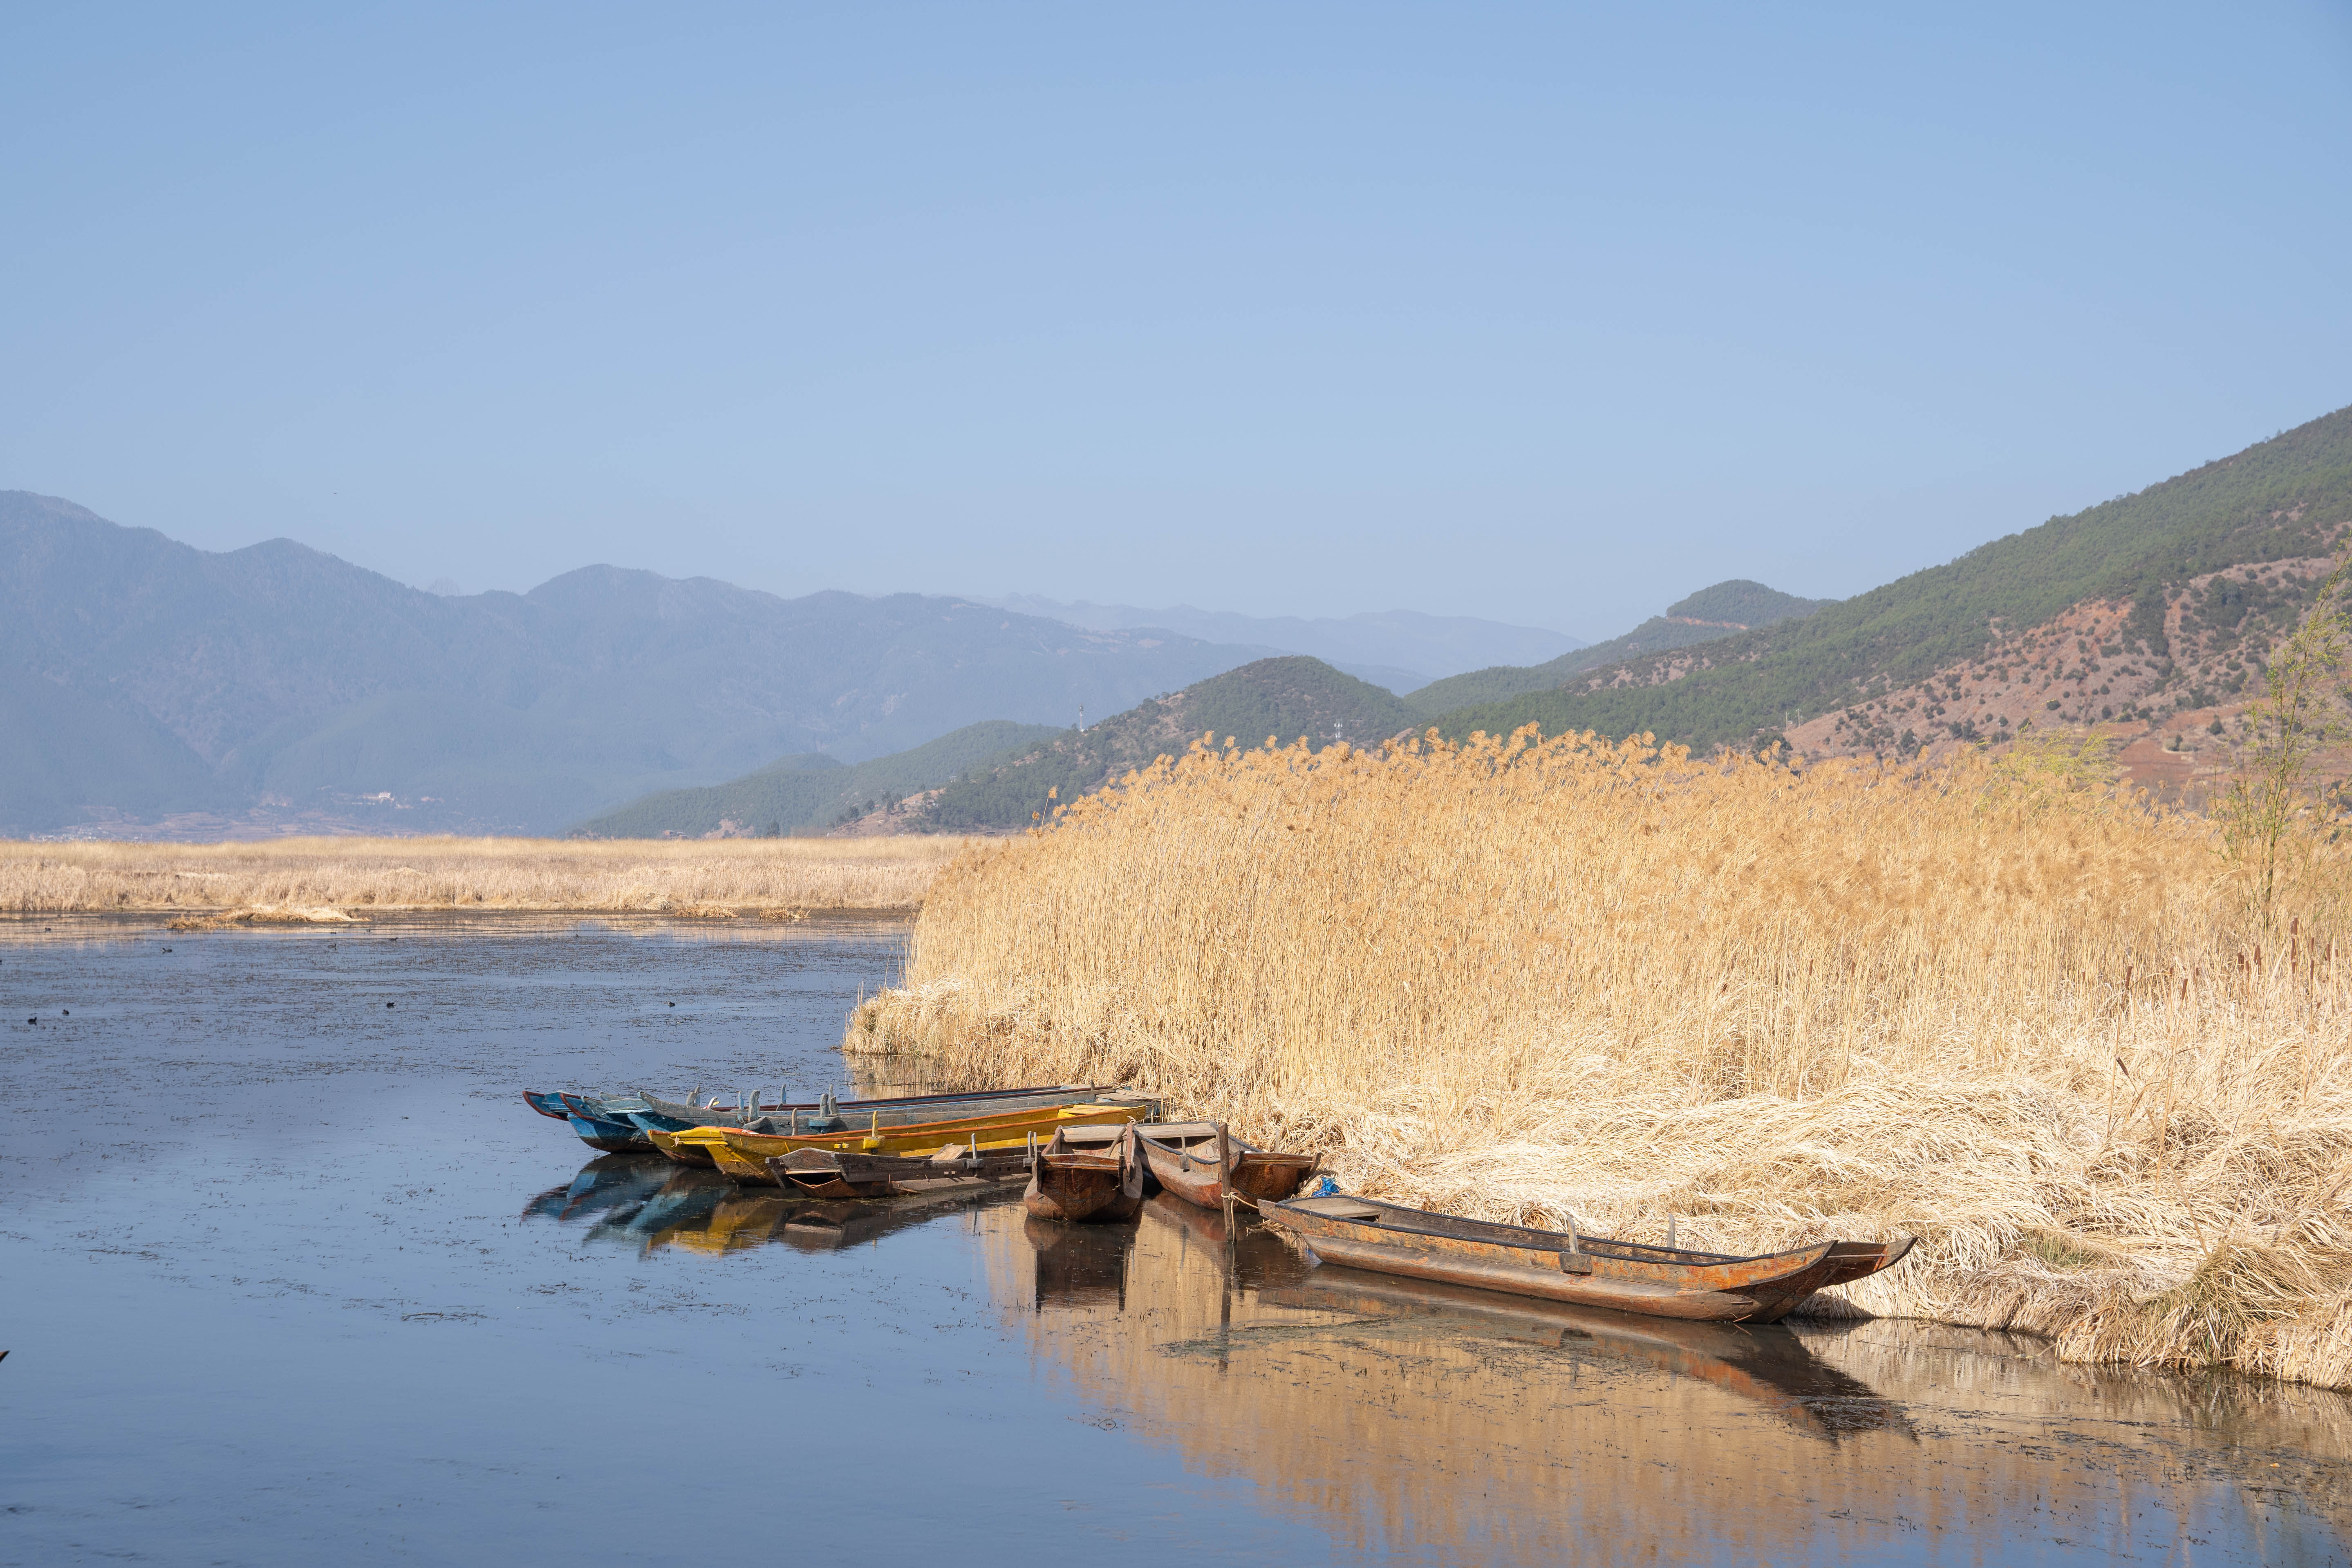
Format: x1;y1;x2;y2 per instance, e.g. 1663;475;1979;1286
0;834;978;917
849;726;2352;1392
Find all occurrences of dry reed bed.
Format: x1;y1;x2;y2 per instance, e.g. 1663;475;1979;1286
0;835;974;914
849;728;2352;1389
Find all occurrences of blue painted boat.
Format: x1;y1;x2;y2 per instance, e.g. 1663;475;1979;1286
558;1092;655;1153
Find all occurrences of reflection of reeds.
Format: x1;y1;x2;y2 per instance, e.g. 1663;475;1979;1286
853;729;2352;1387
2;835;974;913
987;1200;2352;1563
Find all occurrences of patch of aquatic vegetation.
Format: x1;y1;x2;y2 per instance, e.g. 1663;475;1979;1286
856;724;2352;1390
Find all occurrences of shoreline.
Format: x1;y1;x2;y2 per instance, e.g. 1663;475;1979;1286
0;834;977;916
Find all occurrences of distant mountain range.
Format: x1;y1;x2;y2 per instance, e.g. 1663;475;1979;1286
26;403;2339;843
982;596;1584;690
0;493;1281;836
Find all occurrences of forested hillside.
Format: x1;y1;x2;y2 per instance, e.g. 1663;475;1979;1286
571;721;1062;838
1431;405;2352;753
917;658;1420;832
1407;580;1832;712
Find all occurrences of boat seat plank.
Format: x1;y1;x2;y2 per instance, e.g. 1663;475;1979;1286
1288;1197;1383;1220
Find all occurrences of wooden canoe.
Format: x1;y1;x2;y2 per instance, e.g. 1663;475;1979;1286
1135;1122;1317;1211
1024;1124;1147;1224
764;1143;1036;1198
658;1102;1149;1185
1261;1195;1913;1324
526;1083;1157;1154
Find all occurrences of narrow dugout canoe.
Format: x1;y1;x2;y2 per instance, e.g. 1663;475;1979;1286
1135;1122;1317;1212
765;1143;1036;1198
1260;1195;1913;1324
1024;1125;1148;1224
658;1102;1149;1185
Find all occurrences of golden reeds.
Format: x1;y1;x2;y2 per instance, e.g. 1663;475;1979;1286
849;726;2352;1388
0;834;974;914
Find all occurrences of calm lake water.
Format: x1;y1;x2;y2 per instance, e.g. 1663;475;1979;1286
5;914;2352;1566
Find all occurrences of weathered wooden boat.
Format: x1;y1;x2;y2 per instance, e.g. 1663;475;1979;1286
764;1142;1037;1198
1261;1195;1913;1324
1134;1122;1317;1212
1024;1124;1148;1224
656;1102;1149;1185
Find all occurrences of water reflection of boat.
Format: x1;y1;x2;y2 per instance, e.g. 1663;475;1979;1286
1138;1191;1313;1292
520;1154;676;1222
1025;1213;1136;1309
1266;1266;1911;1441
594;1166;739;1246
772;1187;1024;1252
523;1154;1028;1254
1265;1195;1914;1323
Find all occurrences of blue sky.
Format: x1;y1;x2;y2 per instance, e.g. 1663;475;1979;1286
4;2;2348;641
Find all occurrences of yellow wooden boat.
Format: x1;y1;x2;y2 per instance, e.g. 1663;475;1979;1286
659;1102;1150;1185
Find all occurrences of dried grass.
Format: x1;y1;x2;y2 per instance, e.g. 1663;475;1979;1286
849;727;2352;1388
0;835;973;914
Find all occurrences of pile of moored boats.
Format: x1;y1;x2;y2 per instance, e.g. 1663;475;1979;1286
524;1082;1912;1324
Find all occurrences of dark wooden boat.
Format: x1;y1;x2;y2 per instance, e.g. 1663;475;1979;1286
764;1142;1036;1198
1023;1125;1147;1224
1261;1195;1913;1324
1134;1122;1317;1212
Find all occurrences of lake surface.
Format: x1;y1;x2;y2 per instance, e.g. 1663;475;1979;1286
5;913;2352;1566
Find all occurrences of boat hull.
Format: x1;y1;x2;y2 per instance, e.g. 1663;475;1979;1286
766;1146;1035;1198
1024;1126;1146;1223
645;1127;719;1168
665;1103;1147;1185
1262;1198;1913;1324
1136;1123;1317;1211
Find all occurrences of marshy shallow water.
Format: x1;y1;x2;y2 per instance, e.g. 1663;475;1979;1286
4;914;2351;1565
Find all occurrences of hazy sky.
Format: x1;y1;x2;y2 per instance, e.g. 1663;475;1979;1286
6;4;2349;641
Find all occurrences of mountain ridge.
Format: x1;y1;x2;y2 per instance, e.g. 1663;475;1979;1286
0;492;1281;835
1435;404;2352;756
1405;580;1835;712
